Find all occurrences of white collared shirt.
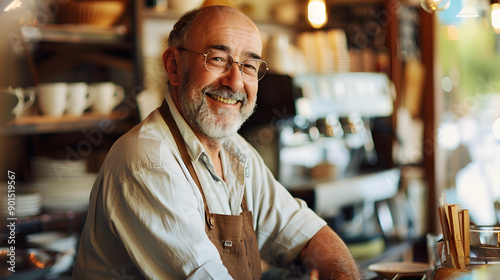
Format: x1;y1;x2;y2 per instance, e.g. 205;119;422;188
72;93;326;280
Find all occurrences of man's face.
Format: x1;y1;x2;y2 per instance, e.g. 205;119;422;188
173;8;263;142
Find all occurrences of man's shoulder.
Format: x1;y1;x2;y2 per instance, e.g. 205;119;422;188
104;110;177;170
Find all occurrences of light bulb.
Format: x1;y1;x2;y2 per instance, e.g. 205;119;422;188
438;120;461;150
492;3;500;32
308;0;327;29
420;0;451;14
493;118;500;139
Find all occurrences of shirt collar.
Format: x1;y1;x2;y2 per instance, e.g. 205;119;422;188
223;138;248;164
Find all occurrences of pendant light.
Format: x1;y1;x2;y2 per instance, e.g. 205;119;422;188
420;0;451;14
308;0;327;29
492;2;500;32
456;4;479;17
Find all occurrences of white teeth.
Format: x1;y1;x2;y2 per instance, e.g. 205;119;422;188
210;94;238;105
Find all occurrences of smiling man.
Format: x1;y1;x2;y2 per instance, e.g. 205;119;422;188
73;5;362;280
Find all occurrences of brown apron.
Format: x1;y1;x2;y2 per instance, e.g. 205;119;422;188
159;100;262;279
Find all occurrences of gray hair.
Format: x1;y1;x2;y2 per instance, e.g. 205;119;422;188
165;8;201;91
167;8;202;48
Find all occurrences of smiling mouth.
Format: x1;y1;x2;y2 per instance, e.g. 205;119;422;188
206;92;239;105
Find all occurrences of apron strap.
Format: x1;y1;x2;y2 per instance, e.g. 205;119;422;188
159;100;209;211
241;193;249;212
159;100;249;215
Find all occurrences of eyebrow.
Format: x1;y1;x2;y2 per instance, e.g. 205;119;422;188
209;44;263;60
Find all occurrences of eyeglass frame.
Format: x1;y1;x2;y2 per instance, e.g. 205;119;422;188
177;47;269;82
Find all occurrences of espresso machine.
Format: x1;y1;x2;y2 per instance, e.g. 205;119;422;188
241;72;395;186
240;72;406;251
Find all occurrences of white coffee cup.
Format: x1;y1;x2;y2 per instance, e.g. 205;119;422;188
37;83;68;117
89;82;125;115
7;87;35;116
1;87;36;125
67;82;95;116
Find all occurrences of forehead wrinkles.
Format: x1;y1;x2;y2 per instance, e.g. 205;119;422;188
212;24;261;43
203;24;262;56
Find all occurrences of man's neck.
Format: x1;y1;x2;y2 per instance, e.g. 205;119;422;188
198;132;222;158
196;132;224;180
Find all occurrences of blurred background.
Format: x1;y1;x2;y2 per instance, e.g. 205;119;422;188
1;0;500;279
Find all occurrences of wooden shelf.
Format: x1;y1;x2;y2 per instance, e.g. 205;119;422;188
1;111;134;136
20;24;128;45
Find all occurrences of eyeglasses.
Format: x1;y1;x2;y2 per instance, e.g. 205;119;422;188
178;47;268;82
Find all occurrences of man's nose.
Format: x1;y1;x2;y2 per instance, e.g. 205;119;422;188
220;62;245;91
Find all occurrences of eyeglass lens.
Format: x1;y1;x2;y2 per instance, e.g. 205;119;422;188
205;50;267;82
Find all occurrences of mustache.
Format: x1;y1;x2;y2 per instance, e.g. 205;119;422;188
202;85;248;106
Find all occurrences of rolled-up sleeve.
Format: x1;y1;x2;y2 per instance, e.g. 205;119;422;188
268;199;327;266
245;146;327;268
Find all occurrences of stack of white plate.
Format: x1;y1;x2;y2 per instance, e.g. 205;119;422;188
297;32;319;72
297;29;351;73
0;188;42;218
314;30;334;73
327;29;350;73
31;156;88;179
30;157;96;213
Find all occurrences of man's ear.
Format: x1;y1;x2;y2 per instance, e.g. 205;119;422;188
162;47;180;86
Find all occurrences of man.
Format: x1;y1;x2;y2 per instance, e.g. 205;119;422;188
73;5;362;280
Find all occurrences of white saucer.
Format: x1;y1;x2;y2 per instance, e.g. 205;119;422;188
367;261;430;278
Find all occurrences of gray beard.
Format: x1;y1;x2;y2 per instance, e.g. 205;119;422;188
178;73;256;143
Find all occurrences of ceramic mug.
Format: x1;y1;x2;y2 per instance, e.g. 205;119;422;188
0;87;35;125
37;83;69;117
67;82;95;116
89;82;125;115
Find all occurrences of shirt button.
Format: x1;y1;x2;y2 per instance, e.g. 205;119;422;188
244;167;249;177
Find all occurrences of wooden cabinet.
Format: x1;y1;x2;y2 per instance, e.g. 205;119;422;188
1;0;144;170
0;0;145;247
